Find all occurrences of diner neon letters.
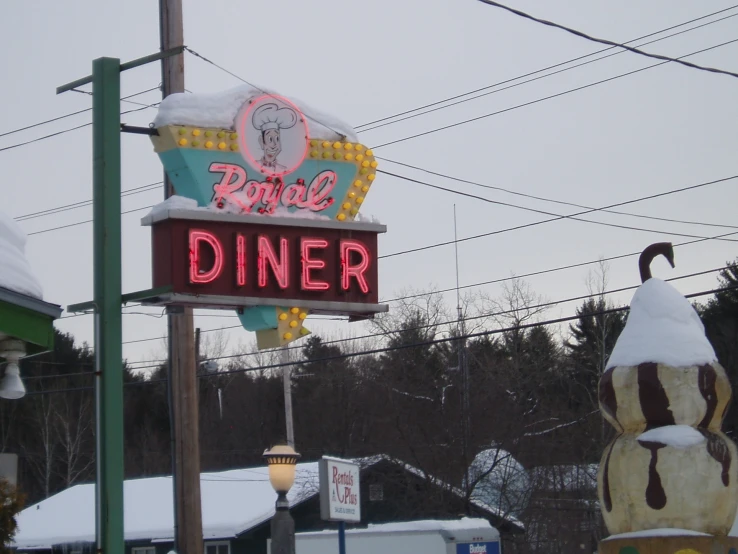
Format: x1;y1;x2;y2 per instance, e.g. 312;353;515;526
189;230;224;284
301;238;330;291
210;162;336;214
188;229;371;294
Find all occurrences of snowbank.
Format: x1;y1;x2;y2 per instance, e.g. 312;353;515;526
637;425;705;448
0;211;43;299
153;85;358;143
606;278;716;369
366;518;495;533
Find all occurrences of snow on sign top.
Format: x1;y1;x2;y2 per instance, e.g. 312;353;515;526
0;211;43;299
606;278;716;369
153;85;358;143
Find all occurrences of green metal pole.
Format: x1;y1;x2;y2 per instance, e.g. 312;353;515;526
92;57;124;554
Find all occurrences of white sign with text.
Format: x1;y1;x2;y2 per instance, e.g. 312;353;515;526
319;456;361;522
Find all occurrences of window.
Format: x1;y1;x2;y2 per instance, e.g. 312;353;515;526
133;548;156;554
205;541;230;554
369;484;384;502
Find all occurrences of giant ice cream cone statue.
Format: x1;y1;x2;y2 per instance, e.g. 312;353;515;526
598;243;738;553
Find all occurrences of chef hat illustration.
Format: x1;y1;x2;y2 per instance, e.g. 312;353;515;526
252;103;297;132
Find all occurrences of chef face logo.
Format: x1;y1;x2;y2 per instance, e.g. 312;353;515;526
238;95;309;177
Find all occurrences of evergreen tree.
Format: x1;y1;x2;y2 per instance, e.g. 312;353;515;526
699;260;738;436
564;298;625;411
0;479;23;554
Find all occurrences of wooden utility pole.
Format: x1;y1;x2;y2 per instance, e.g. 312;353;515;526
159;2;204;554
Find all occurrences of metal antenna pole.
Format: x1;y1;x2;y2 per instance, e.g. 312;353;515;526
281;346;295;447
454;205;471;498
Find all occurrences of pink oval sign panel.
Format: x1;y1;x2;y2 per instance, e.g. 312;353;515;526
237;94;310;177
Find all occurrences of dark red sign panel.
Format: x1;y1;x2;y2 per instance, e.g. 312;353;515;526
150;215;381;306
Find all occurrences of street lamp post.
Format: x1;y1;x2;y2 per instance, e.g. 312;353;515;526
263;444;301;554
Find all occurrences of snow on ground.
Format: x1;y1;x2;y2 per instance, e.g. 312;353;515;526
153;85;359;143
606;278;716;369
0;210;43;299
637;425;705;448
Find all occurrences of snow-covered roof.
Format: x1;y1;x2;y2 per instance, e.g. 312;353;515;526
0;210;43;299
360;455;524;531
153;85;358;143
14;455;522;549
14;464;320;549
606;278;717;369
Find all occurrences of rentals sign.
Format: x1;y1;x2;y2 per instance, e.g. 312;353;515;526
319;457;361;523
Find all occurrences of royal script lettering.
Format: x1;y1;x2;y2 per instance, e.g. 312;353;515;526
209;162;336;214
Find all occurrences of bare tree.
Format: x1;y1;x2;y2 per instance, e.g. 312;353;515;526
24;394;58;498
53;392;94;488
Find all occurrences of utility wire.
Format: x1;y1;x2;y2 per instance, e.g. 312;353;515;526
475;0;738;79
16;35;736;227
353;5;738;130
0;100;161;154
357;12;738;133
94;284;738;377
370;38;738;149
122;265;726;368
39;280;738;380
26;205;154;236
118;230;737;348
14;182;162;222
184;47;349;140
379;170;738;244
0;86;160;140
379;174;738;259
379;157;738;231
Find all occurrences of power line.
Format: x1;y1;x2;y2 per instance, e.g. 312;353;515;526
357;11;738;134
475;0;738;79
32;282;738;388
14;182;162;222
118;231;736;349
378;170;738;244
353;5;738;131
0;100;161;154
379;174;738;259
370;38;738;150
0;122;93;153
108;283;738;375
184;47;349;141
26;205;154;236
0;86;160;140
121;265;727;369
19;36;736;229
379;157;738;231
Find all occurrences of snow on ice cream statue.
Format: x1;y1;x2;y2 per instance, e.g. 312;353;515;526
598;242;738;554
148;86;384;349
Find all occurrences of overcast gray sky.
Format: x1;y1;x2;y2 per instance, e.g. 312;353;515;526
2;0;737;370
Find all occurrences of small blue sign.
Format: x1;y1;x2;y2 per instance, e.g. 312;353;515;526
456;542;500;554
